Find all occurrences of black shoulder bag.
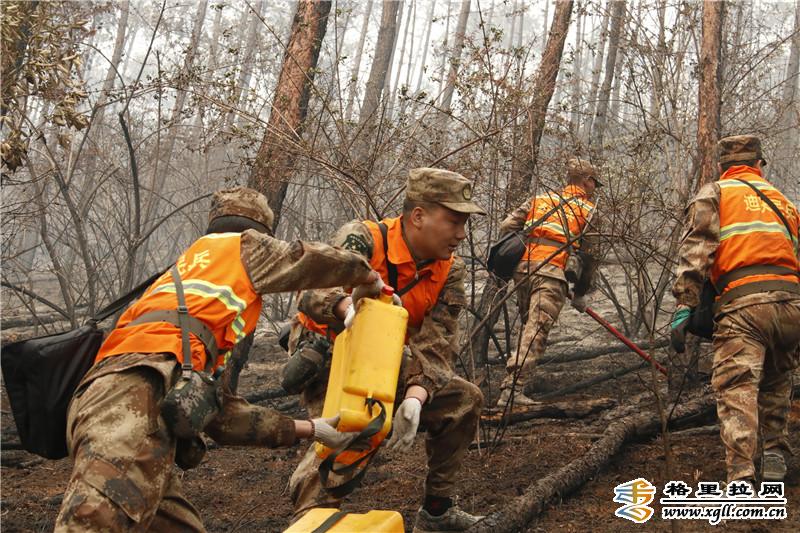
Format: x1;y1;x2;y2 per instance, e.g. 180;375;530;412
487;196;578;281
1;269;167;459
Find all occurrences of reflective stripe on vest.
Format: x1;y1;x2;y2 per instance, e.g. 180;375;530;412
522;184;594;268
718;179;799;245
95;233;262;371
150;280;249;342
720;220;797;243
710;167;800;298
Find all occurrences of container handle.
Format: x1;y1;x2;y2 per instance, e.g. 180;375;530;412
318;398;386;498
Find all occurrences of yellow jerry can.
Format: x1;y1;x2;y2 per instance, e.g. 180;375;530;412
315;286;408;464
284;508;404;533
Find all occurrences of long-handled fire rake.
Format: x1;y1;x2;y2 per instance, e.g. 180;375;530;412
583;307;668;376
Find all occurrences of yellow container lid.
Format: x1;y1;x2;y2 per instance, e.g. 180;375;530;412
284;508;404;533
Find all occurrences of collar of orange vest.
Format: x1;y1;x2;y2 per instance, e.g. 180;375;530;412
719;165;764;182
382;216;447;283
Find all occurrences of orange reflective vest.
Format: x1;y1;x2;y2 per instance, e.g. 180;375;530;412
96;233;262;372
711;166;800;298
522;184;595;269
297;216;453;339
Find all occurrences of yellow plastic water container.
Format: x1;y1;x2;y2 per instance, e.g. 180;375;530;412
315;286;408;464
284;508;404;533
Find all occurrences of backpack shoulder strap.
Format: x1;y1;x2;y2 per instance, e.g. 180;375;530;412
170;265;196;376
378;222;399;291
521;194;575;235
734;178;798;256
92;267;169;323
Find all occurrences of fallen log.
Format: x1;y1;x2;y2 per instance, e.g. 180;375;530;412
486;339;670;367
481;398;616;426
1;312;73;329
672;424;719;437
0;440;24;451
540;339;669;366
467;391;716;532
471;380;800;532
535;361;650;400
547;335;580;345
1;454;44;469
591;389;658;429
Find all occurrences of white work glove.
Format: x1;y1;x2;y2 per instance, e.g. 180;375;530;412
387;397;422;452
343;302;356;329
344;279;403;329
571;294;587;313
351;275;385;307
344;276;382;329
311;416;359;450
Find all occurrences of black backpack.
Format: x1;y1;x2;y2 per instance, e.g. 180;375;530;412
686;281;718;340
2;270;165;459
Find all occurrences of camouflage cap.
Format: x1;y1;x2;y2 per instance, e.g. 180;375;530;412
718;134;767;166
406;167;486;215
567;158;603;187
208;186;274;230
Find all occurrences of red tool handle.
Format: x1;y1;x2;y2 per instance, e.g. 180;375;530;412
584;307;668;376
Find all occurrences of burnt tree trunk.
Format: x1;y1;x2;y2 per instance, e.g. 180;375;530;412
358;0;401;126
541;0;550;55
589;0;625;152
248;0;332;231
775;0;800;179
148;0;208;198
583;5;610;139
676;0;725;389
392;0;413;99
438;1;454;95
92;0;129;127
482;398;616;425
509;0;573;198
344;0;374;121
225;0;264;131
469;1;573;368
413;0;436;94
569;1;584;135
381;0;404;122
440;0;472;113
351;0;401;218
695;0;725;192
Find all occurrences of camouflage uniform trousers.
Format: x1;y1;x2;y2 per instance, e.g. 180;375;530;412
711;298;800;482
55;355;204;532
287;328;483;522
502;266;568;391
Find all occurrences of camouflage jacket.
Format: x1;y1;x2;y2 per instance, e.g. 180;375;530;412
500;195;601;296
672;182;800;313
296;220;467;401
80;230;373;446
240;229;373;294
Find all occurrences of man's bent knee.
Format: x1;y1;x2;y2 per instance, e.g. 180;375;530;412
56;481;137;533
